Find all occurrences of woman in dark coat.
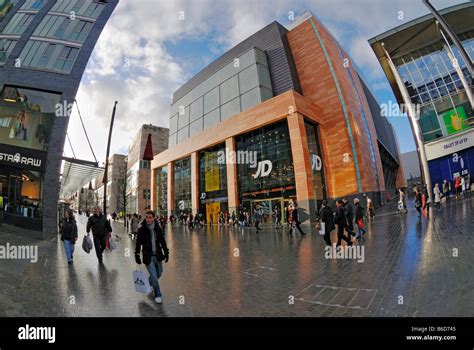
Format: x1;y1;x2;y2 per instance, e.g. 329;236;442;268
60;209;78;264
319;200;335;246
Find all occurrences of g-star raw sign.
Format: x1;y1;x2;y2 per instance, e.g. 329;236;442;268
0;144;47;172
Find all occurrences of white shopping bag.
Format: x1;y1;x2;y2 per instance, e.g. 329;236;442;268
319;222;325;236
133;269;152;294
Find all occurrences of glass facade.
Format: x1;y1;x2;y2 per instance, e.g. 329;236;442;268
173;157;191;214
20;0;46;10
18;40;80;73
236;120;295;200
169;47;273;146
51;0;106;19
0;86;60;151
0;86;59;231
198;143;227;223
33;15;93;43
395;34;474;143
0;167;43;229
305;120;326;210
155;166;167;216
2;13;34;34
0;39;17;64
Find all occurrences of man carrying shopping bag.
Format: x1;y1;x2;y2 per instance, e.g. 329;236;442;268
135;210;169;304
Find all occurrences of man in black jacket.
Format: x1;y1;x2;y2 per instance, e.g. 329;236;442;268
354;198;366;239
342;198;356;236
319;200;334;246
335;200;352;247
135;210;169;304
86;206;112;263
288;202;305;236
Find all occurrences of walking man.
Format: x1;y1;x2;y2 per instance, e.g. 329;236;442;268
354;198;366;239
288;202;305;236
335;200;352;247
135;210;169;304
86;206;112;263
342;198;356;237
319;200;334;246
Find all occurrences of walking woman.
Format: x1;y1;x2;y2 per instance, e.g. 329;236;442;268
415;189;423;218
433;183;441;210
319;200;334;246
60;209;78;264
130;213;139;240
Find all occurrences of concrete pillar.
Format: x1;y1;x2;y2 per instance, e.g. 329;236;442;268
225;137;238;214
191;152;199;215
167;161;174;215
287;112;316;222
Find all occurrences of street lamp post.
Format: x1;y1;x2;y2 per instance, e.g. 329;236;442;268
103;101;118;215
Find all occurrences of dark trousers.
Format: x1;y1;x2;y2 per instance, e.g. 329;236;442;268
347;215;354;231
336;224;351;246
293;221;306;235
93;235;107;261
255;220;261;231
323;228;332;246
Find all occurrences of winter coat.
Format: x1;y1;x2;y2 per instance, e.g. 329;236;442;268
135;219;169;265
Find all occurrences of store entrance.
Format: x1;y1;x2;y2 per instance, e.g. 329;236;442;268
242;197;290;225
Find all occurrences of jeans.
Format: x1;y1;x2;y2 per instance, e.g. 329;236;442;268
64;240;75;262
146;256;163;297
93;235;107;261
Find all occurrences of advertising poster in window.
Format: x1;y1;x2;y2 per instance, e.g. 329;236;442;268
205;152;220;192
442;106;469;135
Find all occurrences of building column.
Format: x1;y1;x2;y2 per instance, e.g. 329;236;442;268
150;167;156;211
167;161;174;215
382;43;433;200
287;112;316;222
225;137;238;214
191;152;199;215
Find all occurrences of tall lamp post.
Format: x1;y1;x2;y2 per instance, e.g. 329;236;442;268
103;101;118;215
143;133;154;211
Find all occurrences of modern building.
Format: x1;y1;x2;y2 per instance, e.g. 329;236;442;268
369;2;473;193
0;0;118;238
151;11;404;223
126;124;168;215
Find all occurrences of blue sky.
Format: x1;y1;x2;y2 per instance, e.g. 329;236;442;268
65;0;467;162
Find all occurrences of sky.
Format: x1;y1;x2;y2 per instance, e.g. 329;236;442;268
64;0;467;163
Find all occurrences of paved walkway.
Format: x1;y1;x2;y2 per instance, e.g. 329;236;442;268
0;196;473;317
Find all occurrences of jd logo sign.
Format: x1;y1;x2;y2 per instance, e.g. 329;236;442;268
253;160;272;179
312;155;322;171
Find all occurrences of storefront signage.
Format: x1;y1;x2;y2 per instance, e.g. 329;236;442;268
311;154;322;171
253;160;272;179
424;129;474;161
0;143;46;172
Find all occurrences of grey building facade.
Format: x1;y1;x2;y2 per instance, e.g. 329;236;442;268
0;0;118;239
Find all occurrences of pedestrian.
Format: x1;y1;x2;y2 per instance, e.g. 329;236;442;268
135;210;169;304
461;176;466;198
353;198;366;239
342;198;356;237
130;213;139;240
231;211;236;227
423;186;430;215
335;200;352;247
415;189;422;218
433;183;441;210
275;207;282;228
254;208;262;232
442;180;451;204
366;196;375;219
454;176;461;199
288;202;305;236
60;209;78;264
398;188;408;213
86;206;112;263
319;200;334;246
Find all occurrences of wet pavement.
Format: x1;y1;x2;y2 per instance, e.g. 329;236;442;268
0;196;473;317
